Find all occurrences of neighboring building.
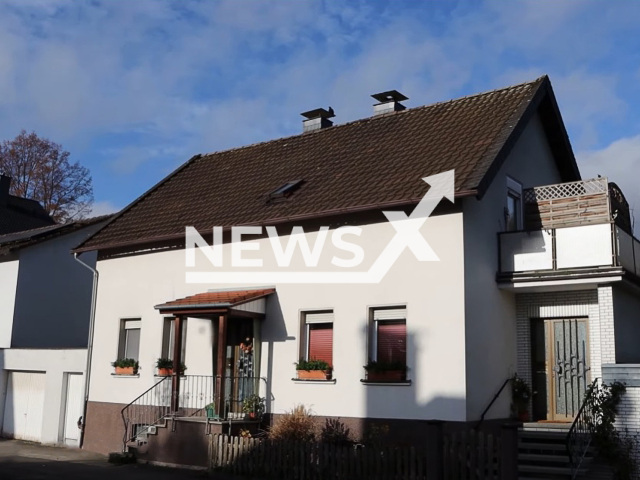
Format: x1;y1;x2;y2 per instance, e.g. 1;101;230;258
0;216;110;446
73;76;640;473
0;175;56;234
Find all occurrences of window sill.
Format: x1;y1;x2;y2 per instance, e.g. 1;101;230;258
291;378;336;384
360;379;411;386
111;374;140;378
153;374;187;378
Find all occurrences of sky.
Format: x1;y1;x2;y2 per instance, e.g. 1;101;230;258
0;0;639;225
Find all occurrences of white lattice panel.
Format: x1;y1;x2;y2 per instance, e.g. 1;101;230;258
524;178;607;203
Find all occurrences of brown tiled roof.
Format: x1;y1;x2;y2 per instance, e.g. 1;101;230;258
76;75;577;253
155;288;275;312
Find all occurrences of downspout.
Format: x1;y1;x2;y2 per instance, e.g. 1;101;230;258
73;252;98;449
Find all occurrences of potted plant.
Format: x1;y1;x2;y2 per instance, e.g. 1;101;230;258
112;358;139;375
295;359;332;380
511;375;531;422
242;394;265;420
364;361;408;382
156;357;173;376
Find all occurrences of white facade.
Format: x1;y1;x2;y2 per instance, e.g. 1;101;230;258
89;213;468;421
0;258;19;348
0;349;86;445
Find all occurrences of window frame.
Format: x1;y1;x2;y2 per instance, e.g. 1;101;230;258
299;309;334;366
161;317;188;361
367;305;408;364
117;318;141;361
506;176;523;232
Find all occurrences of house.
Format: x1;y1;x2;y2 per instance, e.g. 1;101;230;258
0;215;110;446
73;75;640;473
0;175;56;234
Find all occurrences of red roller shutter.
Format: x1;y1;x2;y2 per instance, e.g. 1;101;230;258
377;321;406;364
308;324;333;366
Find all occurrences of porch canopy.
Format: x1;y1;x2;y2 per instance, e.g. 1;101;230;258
154;287;274;318
153;287;274;415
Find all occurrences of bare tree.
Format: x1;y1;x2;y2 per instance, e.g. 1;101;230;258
0;130;93;222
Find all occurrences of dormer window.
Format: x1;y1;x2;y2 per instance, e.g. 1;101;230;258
267;180;303;202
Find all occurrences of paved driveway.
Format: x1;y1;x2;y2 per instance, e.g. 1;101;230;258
0;439;235;479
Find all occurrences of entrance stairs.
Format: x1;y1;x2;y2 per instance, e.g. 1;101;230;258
518;423;594;479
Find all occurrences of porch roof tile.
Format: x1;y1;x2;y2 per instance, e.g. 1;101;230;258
155;288;275;312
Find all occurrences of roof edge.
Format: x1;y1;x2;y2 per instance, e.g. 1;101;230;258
72;189;477;254
475;75;580;198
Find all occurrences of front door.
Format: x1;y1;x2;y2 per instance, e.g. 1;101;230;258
546;319;590;421
224;318;255;417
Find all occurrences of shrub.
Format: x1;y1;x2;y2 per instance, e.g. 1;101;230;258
242;394;265;416
269;404;316;442
363;361;407;373
320;418;352;445
111;358;138;369
156;358;172;369
295;359;331;371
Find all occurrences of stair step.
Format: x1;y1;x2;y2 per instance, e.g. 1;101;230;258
518;441;567;451
518;453;570;463
518;464;585;475
519;430;567;439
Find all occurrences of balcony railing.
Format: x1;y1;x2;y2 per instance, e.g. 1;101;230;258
499;223;640;278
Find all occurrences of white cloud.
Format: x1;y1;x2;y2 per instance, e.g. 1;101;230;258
0;0;638;210
90;200;120;217
578;135;640;231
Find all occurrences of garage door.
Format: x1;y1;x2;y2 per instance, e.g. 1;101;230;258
2;371;46;442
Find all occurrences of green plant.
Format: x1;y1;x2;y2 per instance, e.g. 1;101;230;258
295;359;331;371
363;361;408;373
111;358;139;369
268;404;316;441
586;381;637;479
510;375;531;413
320;418;352;445
156;358;172;369
242;394;265;417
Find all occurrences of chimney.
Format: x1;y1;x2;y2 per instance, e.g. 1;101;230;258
301;107;335;133
371;90;408;116
0;175;10;207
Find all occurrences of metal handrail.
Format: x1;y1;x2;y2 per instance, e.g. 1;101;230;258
120;375;267;451
121;375;172;451
475;376;511;430
566;378;600;479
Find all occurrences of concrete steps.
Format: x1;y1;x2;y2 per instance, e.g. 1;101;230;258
518;427;593;479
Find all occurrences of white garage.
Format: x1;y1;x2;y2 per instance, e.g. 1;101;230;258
2;371;46;442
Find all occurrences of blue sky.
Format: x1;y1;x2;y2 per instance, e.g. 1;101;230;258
1;0;639;222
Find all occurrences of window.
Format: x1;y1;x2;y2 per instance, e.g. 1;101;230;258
301;311;333;366
370;307;407;364
268;180;303;200
506;177;523;232
161;318;187;360
118;319;141;361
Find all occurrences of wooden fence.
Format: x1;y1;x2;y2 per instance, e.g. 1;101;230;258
208;423;518;480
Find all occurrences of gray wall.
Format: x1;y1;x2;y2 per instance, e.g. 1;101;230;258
10;225;101;348
462;112;565;420
612;285;640;363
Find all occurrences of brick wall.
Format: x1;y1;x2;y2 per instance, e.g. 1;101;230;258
602;364;640;469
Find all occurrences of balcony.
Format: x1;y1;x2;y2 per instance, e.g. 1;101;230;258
498;178;640;286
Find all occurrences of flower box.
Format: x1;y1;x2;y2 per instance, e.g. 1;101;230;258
366;370;405;382
157;367;173;376
115;366;136;375
297;369;332;380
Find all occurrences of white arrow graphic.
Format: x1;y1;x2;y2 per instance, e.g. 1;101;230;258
186;170;455;284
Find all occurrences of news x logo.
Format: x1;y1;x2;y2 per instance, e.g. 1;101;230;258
185;170;454;284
